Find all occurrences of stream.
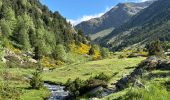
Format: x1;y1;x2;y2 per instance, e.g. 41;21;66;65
44;83;115;100
44;83;70;100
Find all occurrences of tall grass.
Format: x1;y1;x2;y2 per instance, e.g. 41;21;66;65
122;83;170;100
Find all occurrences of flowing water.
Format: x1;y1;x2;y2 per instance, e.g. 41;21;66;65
44;83;70;100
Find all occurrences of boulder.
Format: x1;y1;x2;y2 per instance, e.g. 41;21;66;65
116;76;129;90
157;61;170;70
28;58;37;63
138;56;165;70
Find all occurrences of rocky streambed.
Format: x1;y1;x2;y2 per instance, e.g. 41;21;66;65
44;83;70;100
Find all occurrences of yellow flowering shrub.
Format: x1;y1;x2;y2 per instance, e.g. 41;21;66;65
41;56;56;68
138;51;148;57
69;43;91;54
55;60;64;65
69;43;102;60
12;48;21;54
92;50;102;60
78;43;91;54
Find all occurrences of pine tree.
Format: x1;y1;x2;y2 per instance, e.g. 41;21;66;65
0;19;12;36
100;47;110;58
52;44;67;61
30;62;43;89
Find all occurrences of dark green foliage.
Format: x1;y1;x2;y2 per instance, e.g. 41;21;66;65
0;19;11;36
162;42;170;51
65;73;110;97
52;44;67;61
65;78;85;97
147;40;164;57
94;72;111;82
33;46;42;60
88;46;95;55
30;63;43;89
100;47;110;58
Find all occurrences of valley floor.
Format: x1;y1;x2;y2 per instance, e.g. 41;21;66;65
43;57;144;85
0;57;144;100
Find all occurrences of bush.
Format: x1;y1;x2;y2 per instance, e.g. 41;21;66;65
65;78;86;97
65;73;111;97
100;47;110;59
30;65;43;89
94;72;111;82
147;40;164;57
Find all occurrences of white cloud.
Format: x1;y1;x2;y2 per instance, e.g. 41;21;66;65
68;13;104;25
68;6;112;25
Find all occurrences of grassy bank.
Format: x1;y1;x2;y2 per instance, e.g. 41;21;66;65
103;70;170;100
0;67;50;100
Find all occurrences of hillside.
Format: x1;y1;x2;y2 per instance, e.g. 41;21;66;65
0;0;87;60
101;0;170;51
75;1;153;36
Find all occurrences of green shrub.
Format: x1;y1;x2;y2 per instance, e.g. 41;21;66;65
65;73;111;97
100;47;110;59
65;78;86;97
94;72;111;82
147;40;164;57
30;65;43;89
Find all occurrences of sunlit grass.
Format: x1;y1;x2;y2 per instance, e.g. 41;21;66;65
43;57;145;84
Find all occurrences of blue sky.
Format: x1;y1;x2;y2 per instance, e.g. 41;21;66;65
40;0;148;25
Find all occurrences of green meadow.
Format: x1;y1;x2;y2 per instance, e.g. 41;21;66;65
43;57;145;85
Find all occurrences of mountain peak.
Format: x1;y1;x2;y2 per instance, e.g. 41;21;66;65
101;0;170;51
75;1;154;35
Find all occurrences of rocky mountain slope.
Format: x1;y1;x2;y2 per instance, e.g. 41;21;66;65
101;0;170;51
75;1;154;36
